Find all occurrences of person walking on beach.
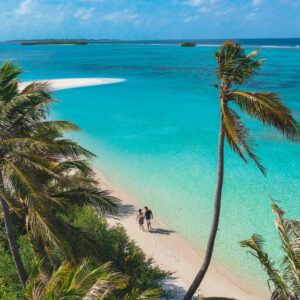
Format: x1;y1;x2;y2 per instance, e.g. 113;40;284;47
136;209;145;231
144;206;153;230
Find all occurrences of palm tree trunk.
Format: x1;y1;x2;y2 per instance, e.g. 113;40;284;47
0;198;27;288
183;117;225;300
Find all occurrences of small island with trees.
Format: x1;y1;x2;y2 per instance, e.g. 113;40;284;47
180;42;197;47
21;40;87;45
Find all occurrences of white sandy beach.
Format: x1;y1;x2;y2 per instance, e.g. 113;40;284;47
95;168;268;300
22;78;268;299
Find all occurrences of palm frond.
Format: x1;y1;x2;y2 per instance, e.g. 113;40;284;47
240;234;289;297
270;197;300;292
32;120;80;134
215;40;264;85
0;62;22;102
25;260;127;299
231;91;300;141
58;160;94;176
52;187;118;215
123;287;161;300
221;103;266;174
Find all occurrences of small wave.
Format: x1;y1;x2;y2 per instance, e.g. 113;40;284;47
260;45;298;49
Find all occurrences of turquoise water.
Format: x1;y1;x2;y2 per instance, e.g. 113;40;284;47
1;44;299;290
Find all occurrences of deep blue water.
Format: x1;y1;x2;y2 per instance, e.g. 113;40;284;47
0;42;299;290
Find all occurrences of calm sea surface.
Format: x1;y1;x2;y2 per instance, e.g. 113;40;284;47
1;41;299;290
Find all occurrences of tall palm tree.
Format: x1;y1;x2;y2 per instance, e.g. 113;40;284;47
183;40;300;299
240;197;300;299
0;61;117;288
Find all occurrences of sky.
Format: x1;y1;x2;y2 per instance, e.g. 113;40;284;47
1;0;299;41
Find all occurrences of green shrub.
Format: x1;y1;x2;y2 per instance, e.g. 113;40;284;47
0;233;33;299
0;206;168;298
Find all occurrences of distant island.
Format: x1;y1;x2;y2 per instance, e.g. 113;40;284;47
180;42;197;47
7;39;121;45
21;40;87;45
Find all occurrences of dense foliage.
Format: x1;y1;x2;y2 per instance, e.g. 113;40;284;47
62;207;168;296
0;206;167;299
0;61;167;299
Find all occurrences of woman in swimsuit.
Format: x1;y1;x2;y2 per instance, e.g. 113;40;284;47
136;209;145;231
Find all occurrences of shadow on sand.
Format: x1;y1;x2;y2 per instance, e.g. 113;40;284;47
106;203;136;220
148;228;175;235
161;277;186;299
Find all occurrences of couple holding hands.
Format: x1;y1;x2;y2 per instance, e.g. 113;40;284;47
136;206;153;231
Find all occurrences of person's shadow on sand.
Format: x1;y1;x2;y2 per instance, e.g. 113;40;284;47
148;228;175;235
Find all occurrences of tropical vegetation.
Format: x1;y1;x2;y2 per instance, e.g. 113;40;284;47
180;42;196;47
240;197;300;299
0;61;167;299
25;259;161;299
183;40;300;299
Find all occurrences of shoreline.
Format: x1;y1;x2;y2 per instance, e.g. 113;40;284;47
93;167;268;300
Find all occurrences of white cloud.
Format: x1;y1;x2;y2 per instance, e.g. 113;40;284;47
184;0;218;7
184;0;205;6
15;0;33;15
252;0;263;5
183;15;199;23
246;12;257;20
183;0;219;16
73;7;95;20
102;9;139;24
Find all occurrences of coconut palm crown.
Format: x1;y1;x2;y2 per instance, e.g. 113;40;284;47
214;40;299;174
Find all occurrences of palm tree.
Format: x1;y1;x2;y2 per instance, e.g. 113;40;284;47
183;40;300;299
240;197;300;299
22;160;118;268
24;260;127;299
25;259;161;299
0;61;117;288
0;61;55;288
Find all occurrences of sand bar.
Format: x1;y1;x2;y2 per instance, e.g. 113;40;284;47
19;77;125;91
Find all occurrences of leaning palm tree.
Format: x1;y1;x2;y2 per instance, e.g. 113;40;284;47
184;40;300;299
240;197;300;299
0;61;117;288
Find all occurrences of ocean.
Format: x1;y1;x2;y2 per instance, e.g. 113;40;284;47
1;39;299;290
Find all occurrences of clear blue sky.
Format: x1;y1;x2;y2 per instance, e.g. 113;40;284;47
1;0;299;41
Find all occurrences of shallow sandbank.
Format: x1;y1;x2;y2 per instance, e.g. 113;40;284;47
19;77;125;91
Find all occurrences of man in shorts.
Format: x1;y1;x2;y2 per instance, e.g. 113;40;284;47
144;206;153;230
